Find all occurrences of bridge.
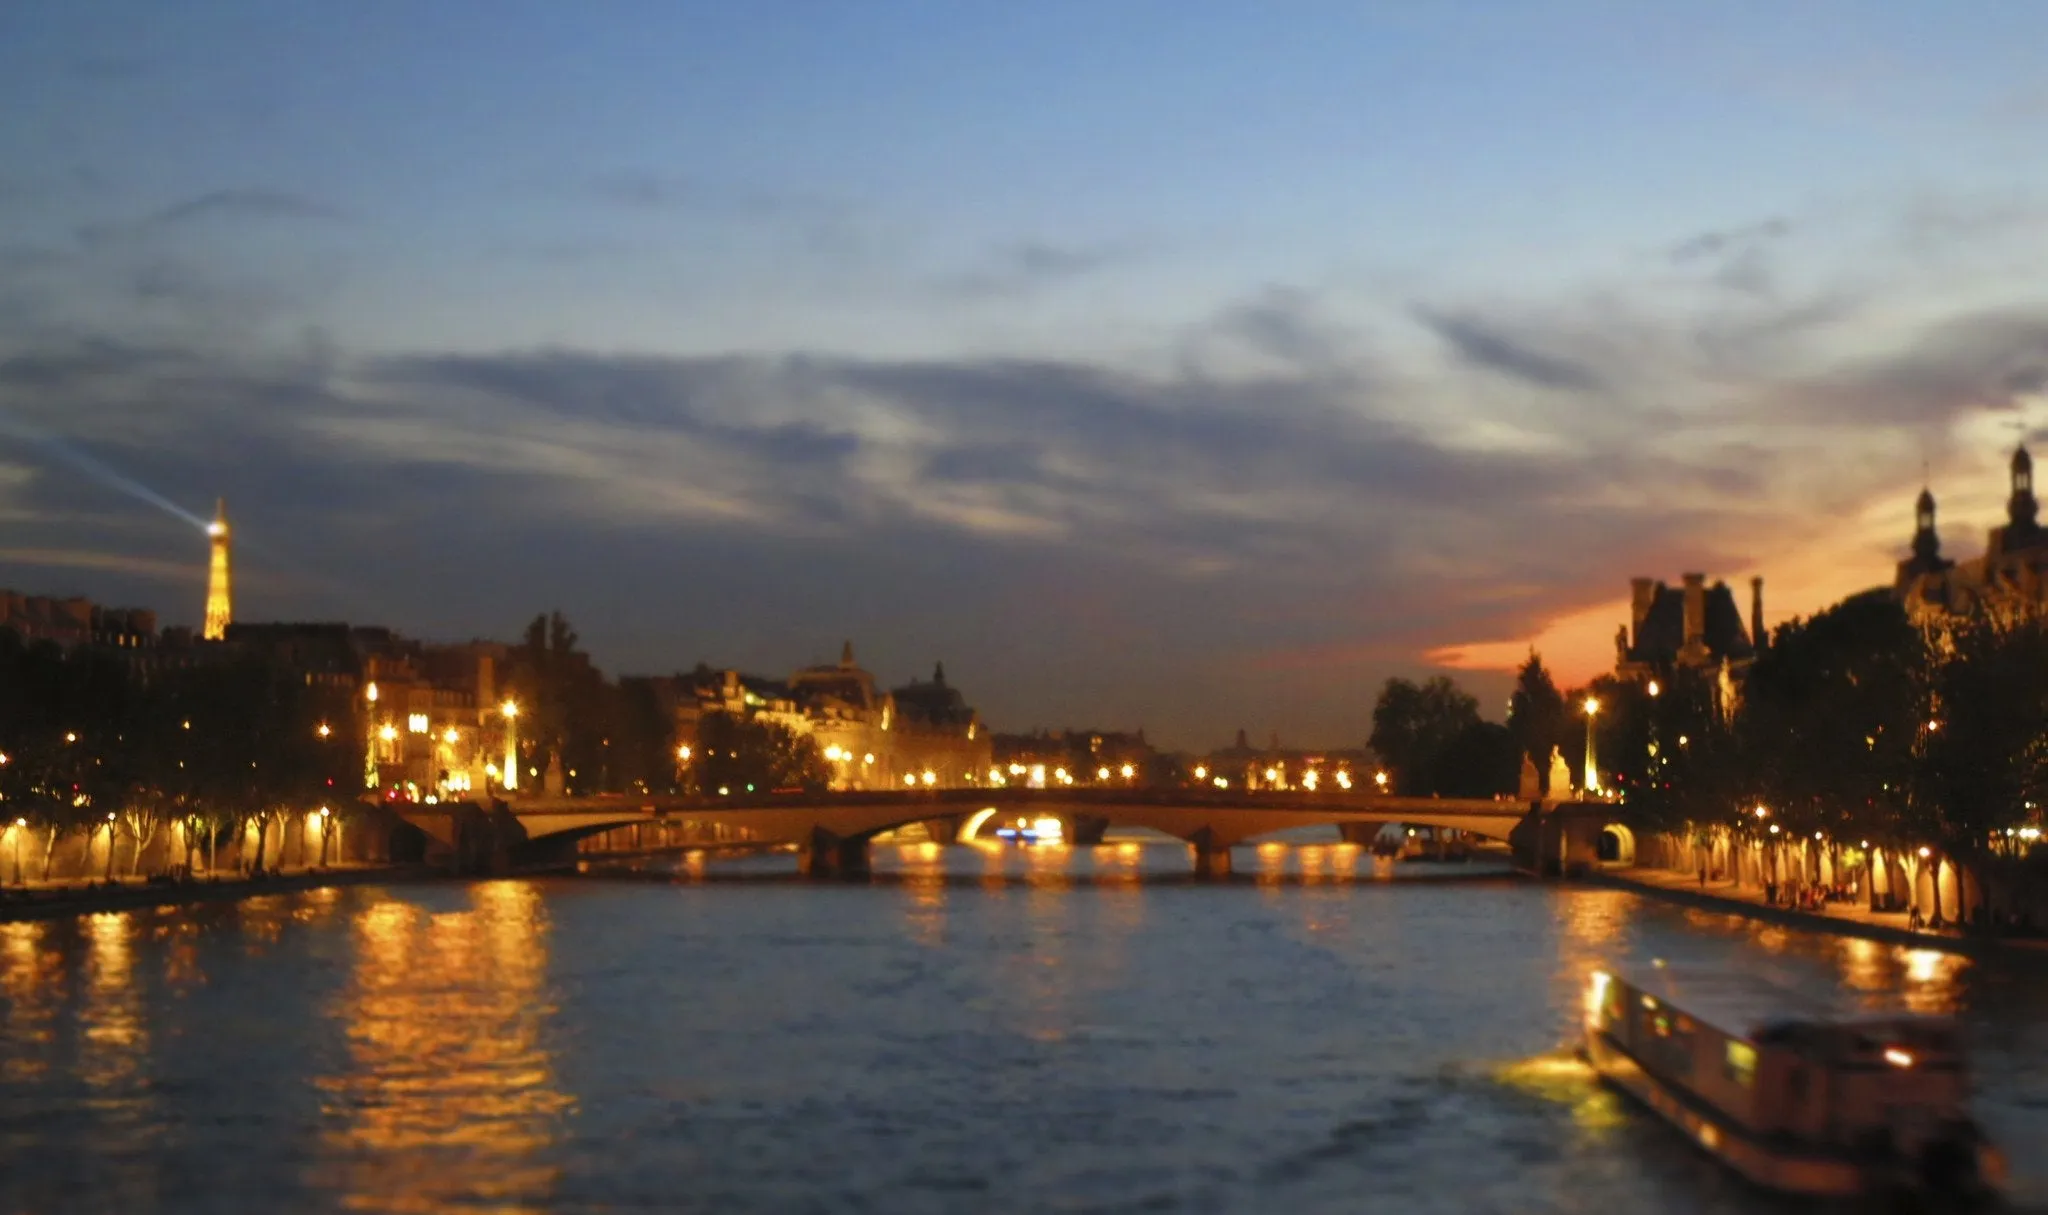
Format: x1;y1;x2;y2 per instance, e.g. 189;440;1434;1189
393;788;1624;877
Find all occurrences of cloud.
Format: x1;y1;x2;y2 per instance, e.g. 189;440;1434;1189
1668;217;1792;263
1414;307;1606;392
587;171;844;223
9;186;2048;743
148;188;343;227
936;240;1126;298
0;548;199;582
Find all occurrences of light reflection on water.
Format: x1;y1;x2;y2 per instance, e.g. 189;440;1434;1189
0;843;2044;1214
310;880;572;1213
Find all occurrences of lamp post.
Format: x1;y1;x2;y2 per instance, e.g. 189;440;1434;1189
1582;696;1601;795
500;700;520;792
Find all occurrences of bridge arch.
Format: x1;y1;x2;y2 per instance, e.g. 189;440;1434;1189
1597;822;1637;866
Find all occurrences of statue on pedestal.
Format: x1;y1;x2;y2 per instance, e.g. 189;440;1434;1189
1547;746;1573;801
1518;753;1541;801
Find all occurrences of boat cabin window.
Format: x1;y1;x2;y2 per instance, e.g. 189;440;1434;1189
1642;1009;1697;1077
1723;1040;1756;1087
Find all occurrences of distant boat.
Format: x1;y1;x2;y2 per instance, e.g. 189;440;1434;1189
1583;967;2002;1200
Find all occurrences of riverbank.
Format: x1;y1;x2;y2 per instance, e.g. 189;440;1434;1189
1590;866;2048;958
0;864;438;923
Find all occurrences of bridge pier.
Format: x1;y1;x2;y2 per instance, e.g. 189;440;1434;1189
797;828;871;879
1067;815;1109;846
1187;828;1235;879
1336;820;1388;847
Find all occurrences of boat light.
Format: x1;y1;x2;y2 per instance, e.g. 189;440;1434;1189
1883;1048;1915;1069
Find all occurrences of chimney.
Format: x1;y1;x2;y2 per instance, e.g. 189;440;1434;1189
1681;573;1707;654
1630;578;1657;645
1750;577;1766;653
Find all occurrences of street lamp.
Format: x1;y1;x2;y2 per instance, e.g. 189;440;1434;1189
1582;697;1601;794
500;700;520;792
1374;770;1389;791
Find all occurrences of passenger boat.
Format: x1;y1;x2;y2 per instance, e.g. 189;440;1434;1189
1582;967;2004;1199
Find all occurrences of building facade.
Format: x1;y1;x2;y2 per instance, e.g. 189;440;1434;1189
1895;445;2048;622
680;644;992;790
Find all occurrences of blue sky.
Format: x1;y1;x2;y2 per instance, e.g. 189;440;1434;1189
5;2;2048;744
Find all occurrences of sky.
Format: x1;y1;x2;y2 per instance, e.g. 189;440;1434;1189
4;2;2048;748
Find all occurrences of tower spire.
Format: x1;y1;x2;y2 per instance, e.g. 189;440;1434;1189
203;498;232;640
2010;443;2038;533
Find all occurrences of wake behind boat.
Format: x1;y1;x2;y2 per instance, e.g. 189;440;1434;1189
1583;967;2003;1201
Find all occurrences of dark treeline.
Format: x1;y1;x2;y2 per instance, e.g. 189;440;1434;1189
1366;655;1605;799
1629;595;2048;923
1366;593;2048;923
0;627;362;879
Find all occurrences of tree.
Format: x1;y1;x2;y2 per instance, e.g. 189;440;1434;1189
1507;652;1568;774
1914;607;2048;920
692;713;828;794
1369;676;1483;795
1430;720;1520;797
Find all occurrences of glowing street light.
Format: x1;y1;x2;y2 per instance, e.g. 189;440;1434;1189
1374;770;1389;791
1119;764;1135;780
365;682;379;703
1097;766;1111;781
499;701;520;792
1647;680;1661;698
676;744;692;762
1582;697;1602;794
1193;765;1208;780
378;724;398;743
316;723;332;738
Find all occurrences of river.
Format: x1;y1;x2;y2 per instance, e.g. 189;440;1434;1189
3;839;2046;1213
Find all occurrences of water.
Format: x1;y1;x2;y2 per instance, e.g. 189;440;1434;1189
4;840;2048;1214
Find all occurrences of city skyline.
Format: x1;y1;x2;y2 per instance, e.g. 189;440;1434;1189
7;3;2048;746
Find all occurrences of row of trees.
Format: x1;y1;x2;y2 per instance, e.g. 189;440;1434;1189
0;627;362;881
1366;655;1602;798
1626;595;2048;916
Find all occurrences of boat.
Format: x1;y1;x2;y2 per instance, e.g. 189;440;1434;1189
1582;966;2004;1200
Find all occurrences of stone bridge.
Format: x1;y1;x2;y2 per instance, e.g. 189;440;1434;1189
395;788;1623;877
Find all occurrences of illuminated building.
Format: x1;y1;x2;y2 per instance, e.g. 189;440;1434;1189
203;498;232;641
1190;727;1376;791
680;643;991;790
993;728;1154;785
